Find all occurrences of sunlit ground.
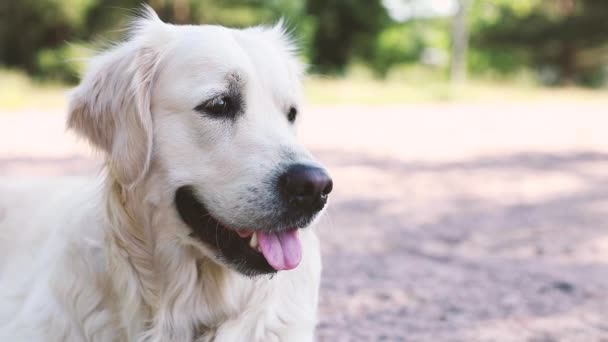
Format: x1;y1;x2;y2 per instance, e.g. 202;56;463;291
0;70;68;110
2;72;608;340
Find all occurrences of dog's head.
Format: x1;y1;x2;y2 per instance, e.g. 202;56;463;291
67;8;332;276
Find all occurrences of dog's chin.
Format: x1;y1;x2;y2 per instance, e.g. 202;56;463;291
174;185;314;277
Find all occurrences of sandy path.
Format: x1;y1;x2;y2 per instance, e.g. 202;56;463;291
2;101;608;341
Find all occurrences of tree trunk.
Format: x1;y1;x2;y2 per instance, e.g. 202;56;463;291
559;43;577;85
173;0;190;24
451;0;469;84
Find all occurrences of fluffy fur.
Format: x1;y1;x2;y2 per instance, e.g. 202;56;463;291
0;8;324;341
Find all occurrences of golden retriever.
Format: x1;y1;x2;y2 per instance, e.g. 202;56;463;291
0;7;332;341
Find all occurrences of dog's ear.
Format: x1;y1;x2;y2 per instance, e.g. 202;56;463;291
264;19;306;80
68;8;169;187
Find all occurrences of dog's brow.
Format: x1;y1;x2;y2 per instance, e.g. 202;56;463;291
226;71;245;90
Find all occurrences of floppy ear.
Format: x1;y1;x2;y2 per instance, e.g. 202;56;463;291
67;11;167;187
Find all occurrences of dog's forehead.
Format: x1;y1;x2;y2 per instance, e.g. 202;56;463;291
162;24;301;103
234;27;302;101
166;26;250;75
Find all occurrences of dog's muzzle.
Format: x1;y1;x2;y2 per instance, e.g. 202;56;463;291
174;164;333;276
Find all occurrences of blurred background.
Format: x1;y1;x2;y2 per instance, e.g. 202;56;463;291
2;0;608;103
2;0;608;340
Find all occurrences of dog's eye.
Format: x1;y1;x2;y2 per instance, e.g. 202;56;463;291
287;107;297;123
195;96;233;118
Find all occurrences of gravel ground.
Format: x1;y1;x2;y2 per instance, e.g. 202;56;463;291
2;101;608;341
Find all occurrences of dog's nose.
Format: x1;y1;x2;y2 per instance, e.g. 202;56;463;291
279;164;333;212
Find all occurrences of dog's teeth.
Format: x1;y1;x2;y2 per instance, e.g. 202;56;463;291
249;232;258;249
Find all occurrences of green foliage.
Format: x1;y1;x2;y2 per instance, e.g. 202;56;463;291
578;66;608;88
470;0;608;86
0;0;316;81
371;24;423;77
306;0;389;74
468;48;528;76
35;44;89;84
370;19;452;78
2;0;608;86
0;0;134;79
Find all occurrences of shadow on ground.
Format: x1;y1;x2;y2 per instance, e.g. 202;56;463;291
313;150;608;341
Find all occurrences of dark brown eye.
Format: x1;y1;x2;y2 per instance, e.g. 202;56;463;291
287;107;297;123
194;94;245;120
205;96;229;116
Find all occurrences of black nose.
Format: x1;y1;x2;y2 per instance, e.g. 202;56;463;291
279;164;333;212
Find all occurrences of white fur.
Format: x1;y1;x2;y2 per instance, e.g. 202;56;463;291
0;8;322;342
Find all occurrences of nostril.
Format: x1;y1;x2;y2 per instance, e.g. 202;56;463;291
322;179;333;196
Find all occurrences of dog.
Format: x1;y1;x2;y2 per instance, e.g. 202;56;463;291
0;7;332;341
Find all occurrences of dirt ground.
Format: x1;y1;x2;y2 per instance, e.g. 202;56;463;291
2;101;608;341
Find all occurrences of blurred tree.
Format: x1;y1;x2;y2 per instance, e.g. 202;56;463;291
306;0;389;74
450;0;469;83
0;0;143;82
0;0;95;76
371;23;424;77
0;0;305;82
471;0;608;85
3;0;607;84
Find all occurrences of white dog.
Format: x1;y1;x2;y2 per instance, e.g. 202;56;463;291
0;8;332;342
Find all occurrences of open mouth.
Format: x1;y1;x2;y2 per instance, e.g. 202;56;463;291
235;229;302;271
174;185;303;276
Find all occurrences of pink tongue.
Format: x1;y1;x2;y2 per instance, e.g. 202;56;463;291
257;229;302;271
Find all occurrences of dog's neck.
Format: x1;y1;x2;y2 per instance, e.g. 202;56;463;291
102;173;271;340
103;177;158;333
